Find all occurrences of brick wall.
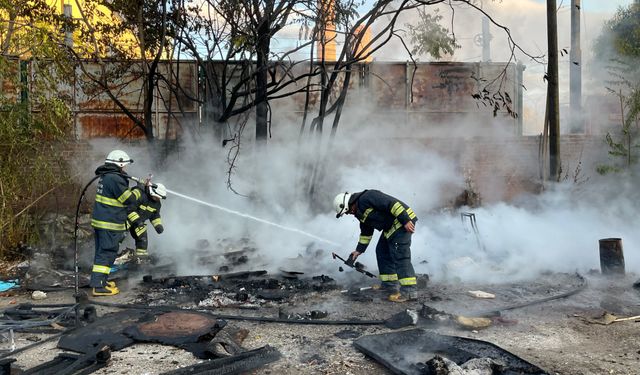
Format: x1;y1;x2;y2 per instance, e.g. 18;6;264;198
37;141;93;214
442;135;606;202
385;135;607;203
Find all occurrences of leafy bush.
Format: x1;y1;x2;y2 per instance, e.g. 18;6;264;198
0;57;72;259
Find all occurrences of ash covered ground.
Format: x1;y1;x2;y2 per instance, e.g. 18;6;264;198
1;241;640;375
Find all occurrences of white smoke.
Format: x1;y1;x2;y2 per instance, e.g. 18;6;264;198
75;0;638;285
81;107;640;286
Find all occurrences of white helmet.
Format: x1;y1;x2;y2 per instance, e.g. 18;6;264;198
105;150;133;168
149;183;167;200
333;192;351;218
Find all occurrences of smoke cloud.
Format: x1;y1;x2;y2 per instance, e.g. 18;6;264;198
81;104;640;286
75;1;638;285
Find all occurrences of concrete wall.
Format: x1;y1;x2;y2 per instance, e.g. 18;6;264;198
7;59;522;140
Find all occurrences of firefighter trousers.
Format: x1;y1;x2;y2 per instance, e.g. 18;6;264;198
90;229;125;288
375;229;417;293
129;224;149;257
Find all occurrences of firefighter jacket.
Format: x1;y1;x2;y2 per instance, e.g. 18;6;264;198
350;190;417;253
126;185;164;234
91;164;136;231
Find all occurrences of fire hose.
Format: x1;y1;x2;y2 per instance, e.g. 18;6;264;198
472;273;588;317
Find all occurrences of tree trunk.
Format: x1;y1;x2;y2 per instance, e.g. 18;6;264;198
329;67;352;139
255;23;271;144
143;66;157;142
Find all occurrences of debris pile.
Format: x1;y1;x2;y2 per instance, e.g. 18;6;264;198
354;329;548;375
420;355;506;375
137;271;339;308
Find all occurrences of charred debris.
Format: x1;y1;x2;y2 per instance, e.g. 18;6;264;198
2;233;638;375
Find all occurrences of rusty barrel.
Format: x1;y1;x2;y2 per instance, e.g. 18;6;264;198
599;238;625;275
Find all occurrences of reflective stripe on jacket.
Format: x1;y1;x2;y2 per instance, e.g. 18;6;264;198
351;190;417;253
126;185;163;231
91;164;135;231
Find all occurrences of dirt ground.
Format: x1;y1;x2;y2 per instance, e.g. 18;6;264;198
1;271;639;375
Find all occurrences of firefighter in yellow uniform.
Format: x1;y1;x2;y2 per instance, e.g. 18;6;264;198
90;150;137;296
126;182;166;261
334;190;418;302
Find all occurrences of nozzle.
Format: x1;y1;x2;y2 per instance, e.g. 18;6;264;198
128;175;157;188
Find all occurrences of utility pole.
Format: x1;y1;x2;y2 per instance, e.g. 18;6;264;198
63;4;73;48
547;0;561;180
482;16;491;62
569;0;582;133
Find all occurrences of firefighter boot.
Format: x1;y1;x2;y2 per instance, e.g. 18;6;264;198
93;281;119;296
388;289;418;303
92;286;119;297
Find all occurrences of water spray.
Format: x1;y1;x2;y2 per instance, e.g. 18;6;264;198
164;188;339;246
130;175;338;245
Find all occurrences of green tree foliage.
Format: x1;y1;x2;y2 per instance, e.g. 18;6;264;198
406;8;460;60
0;1;73;257
598;3;640;58
595;3;640;175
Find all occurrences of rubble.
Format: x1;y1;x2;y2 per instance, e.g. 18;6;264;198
577;311;640;325
353;329;548;375
1;256;634;374
277;309;329;320
159;345;281;375
198;290;261;309
419;304;452;325
334;329;361;339
139;271;338;308
16;350;110;375
422;355;505;375
454;315;492;330
467;290;495;299
384;309;419;329
30;291;47;300
56;308;246;363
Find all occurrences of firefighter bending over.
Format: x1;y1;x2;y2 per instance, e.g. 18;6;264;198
126;182;167;263
334;189;418;302
90;150;136;297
